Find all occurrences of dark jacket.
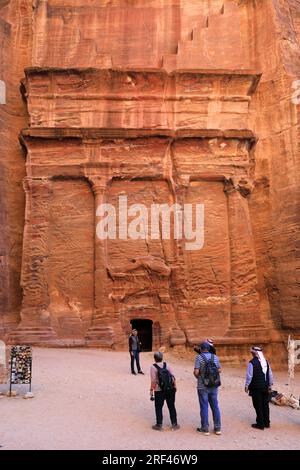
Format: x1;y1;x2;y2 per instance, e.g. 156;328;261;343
129;335;142;352
249;357;270;391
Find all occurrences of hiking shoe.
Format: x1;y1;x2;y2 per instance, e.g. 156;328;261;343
138;371;145;375
171;424;180;431
214;430;222;435
197;427;210;436
131;371;137;375
251;424;264;430
152;424;162;431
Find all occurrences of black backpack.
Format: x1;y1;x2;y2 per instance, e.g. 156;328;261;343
201;353;221;388
154;362;174;392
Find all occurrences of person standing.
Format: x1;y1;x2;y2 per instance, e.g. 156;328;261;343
245;346;274;430
129;329;144;375
194;338;216;355
150;352;180;431
194;341;222;436
206;338;216;355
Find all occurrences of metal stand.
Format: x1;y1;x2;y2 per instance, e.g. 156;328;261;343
29;357;32;393
9;360;12;397
9;346;33;396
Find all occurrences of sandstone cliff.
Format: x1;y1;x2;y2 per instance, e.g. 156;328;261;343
0;1;299;363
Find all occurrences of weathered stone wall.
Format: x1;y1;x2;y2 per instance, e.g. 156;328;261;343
249;0;300;334
0;0;31;335
0;0;299;361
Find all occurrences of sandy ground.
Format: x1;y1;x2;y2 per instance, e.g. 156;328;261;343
0;347;299;450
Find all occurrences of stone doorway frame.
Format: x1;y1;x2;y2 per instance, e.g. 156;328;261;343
130;318;153;352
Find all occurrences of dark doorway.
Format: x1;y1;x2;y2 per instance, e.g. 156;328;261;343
130;319;153;352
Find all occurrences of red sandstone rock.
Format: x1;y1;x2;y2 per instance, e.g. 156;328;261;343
0;1;299;362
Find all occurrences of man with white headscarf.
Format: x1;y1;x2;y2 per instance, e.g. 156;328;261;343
245;346;274;430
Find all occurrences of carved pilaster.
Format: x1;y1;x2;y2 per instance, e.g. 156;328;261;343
7;177;57;344
90;176;108;321
85;176;122;347
168;175;190;346
224;178;267;338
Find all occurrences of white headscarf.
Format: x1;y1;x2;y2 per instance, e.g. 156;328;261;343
251;346;268;377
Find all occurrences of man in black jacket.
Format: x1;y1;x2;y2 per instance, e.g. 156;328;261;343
245;346;274;430
129;329;144;375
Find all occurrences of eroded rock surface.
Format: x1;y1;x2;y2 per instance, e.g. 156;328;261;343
0;1;299;362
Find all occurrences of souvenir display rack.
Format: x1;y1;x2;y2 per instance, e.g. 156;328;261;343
9;346;32;396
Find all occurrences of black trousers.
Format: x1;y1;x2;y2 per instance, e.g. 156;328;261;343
130;351;141;373
251;389;270;427
154;390;177;426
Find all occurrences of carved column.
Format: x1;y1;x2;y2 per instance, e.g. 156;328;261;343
8;177;57;344
0;210;9;335
167;174;190;347
85;176;123;347
224;178;267;339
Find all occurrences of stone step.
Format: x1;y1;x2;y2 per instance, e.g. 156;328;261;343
164;1;247;72
5;326;58;345
85;326;114;347
10;326;54;331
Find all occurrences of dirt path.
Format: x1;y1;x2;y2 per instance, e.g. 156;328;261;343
0;348;299;450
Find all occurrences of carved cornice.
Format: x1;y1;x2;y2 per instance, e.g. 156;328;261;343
24;66;261;82
20;127;257;143
22;67;261;133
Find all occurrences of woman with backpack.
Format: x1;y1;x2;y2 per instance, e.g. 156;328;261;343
194;341;222;436
150;352;180;431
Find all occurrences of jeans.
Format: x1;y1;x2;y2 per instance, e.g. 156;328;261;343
154;390;177;426
197;387;221;431
251;389;270;427
130;350;141;373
